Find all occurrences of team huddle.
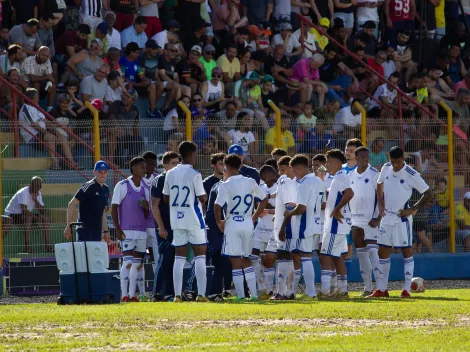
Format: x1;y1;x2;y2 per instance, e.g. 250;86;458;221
111;138;433;303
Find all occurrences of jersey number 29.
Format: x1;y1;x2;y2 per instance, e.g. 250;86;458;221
230;194;253;215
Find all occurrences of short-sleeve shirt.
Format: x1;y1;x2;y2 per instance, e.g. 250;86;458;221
228;129;256;155
370;83;398;109
11;0;39;25
139;52;160;81
265;127;295;150
21;56;53;78
242;0;274;25
271;33;300;54
240;165;260;184
80;75;108;101
274;86;301;108
0;55;21;75
291;58;320;81
217;55;240;80
75;179;110;235
456;203;470;226
158;56;177;81
297;114;317;130
319;57;340;82
274;175;297;232
324;170;352;235
5;186;44;215
212;3;240;31
9;25;42;53
199;57;217;80
151;173;172;234
55;30;88;57
416;87;429;104
119;55;143;82
349;165;380;227
121;25;148;49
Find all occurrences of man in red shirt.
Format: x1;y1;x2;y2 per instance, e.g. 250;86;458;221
384;0;415;46
55;24;91;60
366;51;387;94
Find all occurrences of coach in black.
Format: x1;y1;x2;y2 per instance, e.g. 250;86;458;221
64;161;110;242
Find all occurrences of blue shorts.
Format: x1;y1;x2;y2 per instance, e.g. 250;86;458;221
77;228;101;242
347;231;353;245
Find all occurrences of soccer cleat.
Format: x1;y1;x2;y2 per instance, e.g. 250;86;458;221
234;296;246;303
222;290;234;298
359;291;372;298
333;292;350;300
139;295;149;302
129;296;140;302
173;296;183;303
121;296;130;303
329;286;339;296
152;294;162;302
285;293;296;300
258;293;271;301
269;293;285;301
366;290;387;298
196;295;210;303
316;292;330;300
400;290;411;298
250;296;259;302
298;295;317;302
208;294;224;302
182;291;197;301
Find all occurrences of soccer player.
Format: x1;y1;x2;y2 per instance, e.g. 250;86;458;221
151;151;181;302
251;165;278;299
111;157;150;302
163;141;209;303
214;154;268;301
320;149;354;300
272;156;298;300
348;147;382;297
282;154;325;300
368;147;432;298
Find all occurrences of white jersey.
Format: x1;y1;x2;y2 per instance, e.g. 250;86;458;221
163;164;206;230
293;174;325;238
215;175;266;232
254;183;276;242
324;170;352;235
377;162;429;225
349;165;380;227
142;173;157;225
320;173;334;232
5;186;44;215
274;175;297;233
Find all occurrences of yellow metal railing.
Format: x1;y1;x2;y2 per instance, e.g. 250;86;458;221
353;101;367;146
268;100;282;148
178;101;192;141
85;102;101;163
439;100;455;253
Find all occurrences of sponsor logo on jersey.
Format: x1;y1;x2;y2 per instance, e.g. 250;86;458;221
177;211;185;219
233;215;245;222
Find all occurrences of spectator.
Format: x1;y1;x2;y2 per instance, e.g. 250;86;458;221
199;44;218;80
152;19;181;50
444;88;470;135
264;44;292;85
139;39;160;83
200;66;226;110
9;19;42;57
382;45;400;78
38;13;56;57
217;44;241;87
453;70;470;93
264;113;295;155
456;192;470;252
163;95;190;138
439;22;470;55
113;0;138;32
183;19;210;54
103;47;122;73
238;47;253;77
369;137;387;169
260;75;275;113
356;1;381;38
176;45;207;95
296;101;317;144
333;99;362;138
384;0;415;47
0;45;23;76
427;65;454;101
351;21;378;56
79;0;109;30
105;70;127;106
271;23;302;57
291;16;317;58
88;22;110;54
21;46;57;112
216;100;239;131
121;16;148;49
3;177;51;253
235;70;259;108
0;68;26;122
228;111;257;163
139;0;163;38
18;88;77;170
274;78;303;116
67;39;104;81
434;177;449;211
434;0;445;42
368;71;400;120
246;24;267;52
227;26;250;55
364;51;387;93
271;147;288;160
44;0;66;24
212;0;248;38
11;0;39;26
55;24;91;60
0;27;10;53
448;44;469;84
315;98;341;129
392;29;417;82
311;18;330;52
80;63;110;103
333;0;356;37
291;54;327;106
105;11;122;50
243;0;274;26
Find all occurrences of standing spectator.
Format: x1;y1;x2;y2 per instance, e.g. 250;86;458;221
114;0;138;31
264;113;295;155
121;16;148;49
88;22;110;54
291;54;327;106
183;19;210;53
384;0;415;46
212;0;248;39
333;0;357;37
434;0;445;42
217;44;241;88
139;0;163;38
3;177;51;253
242;0;273;26
21;47;57;112
79;63;110;102
356;0;382;38
43;0;67;24
175;0;204;40
311;18;330;52
456;192;470;252
11;0;38;25
38;13;56;57
79;0;109;30
416;0;437;39
9;19;42;57
369;137;387;169
105;11;122;50
67;39;104;81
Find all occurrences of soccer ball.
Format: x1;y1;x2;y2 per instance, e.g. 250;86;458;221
410;277;426;293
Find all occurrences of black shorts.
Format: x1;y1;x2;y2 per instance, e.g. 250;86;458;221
368;106;381;118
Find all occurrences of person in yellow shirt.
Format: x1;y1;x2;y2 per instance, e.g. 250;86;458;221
435;178;449;209
216;44;241;84
434;0;445;43
455;192;470;252
88;22;109;54
264;113;295;155
311;18;330;52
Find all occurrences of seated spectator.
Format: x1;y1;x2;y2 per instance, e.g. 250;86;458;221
0;27;8;53
3;177;51;253
342;46;368;82
271;23;302;57
453;70;470;94
311;18;330;52
200;67;227;110
216;100;239;131
427;65;454;101
55;24;91;60
333;100;362;138
80;64;110;103
260;75;276;114
152;19;181;50
264;44;292;86
439;22;470;56
217;44;241;88
227;26;250;55
0;68;26;122
9;19;42;57
121;16;148;50
368;71;400;119
0;45;24;76
434;177;449;211
105;71;127;107
296;101;318;146
18;88;78;170
183;19;211;53
88;22;110;54
228;111;257;164
382;45;400;78
65;81;88;118
364;51;387;93
105;12;122;51
212;0;248;39
369;137;387;169
392;29;416;83
315;98;341;130
67;39;104;81
199;44;218;80
292;17;317;58
103;47;122;74
163;95;190;138
455;192;470;252
414;142;447;175
446;89;470;134
120;42;159;117
291;54;328;105
246;25;270;52
274;78;303;116
264;113;295;155
238;47;253;77
176;45;207;95
21;46;57;112
351;21;377;57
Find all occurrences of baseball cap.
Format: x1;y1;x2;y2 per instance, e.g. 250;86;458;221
203;44;216;53
363;20;377;29
242;71;260;81
248;25;262;36
464;192;470;200
262;75;274;83
167;19;181;29
58;93;71;102
96;22;108;35
190;45;202;55
145;39;159;49
280;23;293;31
91;98;103;111
319;18;330;27
228;144;244;155
94;160;109;171
127;87;139;99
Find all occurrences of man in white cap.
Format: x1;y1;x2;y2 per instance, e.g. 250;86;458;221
456;192;470;252
271;23;303;57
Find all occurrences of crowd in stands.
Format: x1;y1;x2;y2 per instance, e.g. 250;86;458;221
2;0;470;251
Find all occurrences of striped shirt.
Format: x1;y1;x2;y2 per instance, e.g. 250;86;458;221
18;104;46;144
80;0;102;17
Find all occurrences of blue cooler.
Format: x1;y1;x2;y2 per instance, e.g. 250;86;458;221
58;270;120;304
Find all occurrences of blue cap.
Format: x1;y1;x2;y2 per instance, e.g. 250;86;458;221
94;160;109;171
228;144;244;155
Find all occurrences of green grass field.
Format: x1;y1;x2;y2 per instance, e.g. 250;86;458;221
1;289;469;351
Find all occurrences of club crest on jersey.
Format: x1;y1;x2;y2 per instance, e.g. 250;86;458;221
346;218;352;225
232;215;244;222
315;218;321;225
365;178;369;183
400;179;405;184
177;211;185;219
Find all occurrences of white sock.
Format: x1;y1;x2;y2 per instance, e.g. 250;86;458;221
321;270;332;295
379;258;391;291
404;256;414;292
367;244;382;284
292;269;302;295
286;261;295;295
338;274;348;294
137;261;145;295
232;269;245;298
128;259;140;298
194;255;207;297
301;258;316;297
120;256;132;298
263;267;275;294
276;261;288;296
250;255;264;293
331;270;338;289
244;266;258;298
357;247;373;292
173;256;186;297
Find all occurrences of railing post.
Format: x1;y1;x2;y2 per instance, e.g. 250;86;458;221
268;100;282;148
397;93;404;150
353;101;367;146
439;100;455;253
85;102;101;163
178;101;192;141
12;92;18;157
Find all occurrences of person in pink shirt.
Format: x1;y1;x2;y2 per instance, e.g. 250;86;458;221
212;0;248;38
453;72;470;93
291;54;328;106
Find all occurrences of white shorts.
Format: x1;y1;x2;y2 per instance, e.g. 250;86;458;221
352;224;379;242
146;228;158;248
79;13;102;31
253;228;273;249
293;234;321;254
121;238;147;254
378;221;412;248
173;228;207;247
222;230;253;258
320;233;347;258
277;238;296;252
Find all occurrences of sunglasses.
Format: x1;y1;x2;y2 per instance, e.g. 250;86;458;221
214;74;223;78
205;51;215;56
192;98;202;102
